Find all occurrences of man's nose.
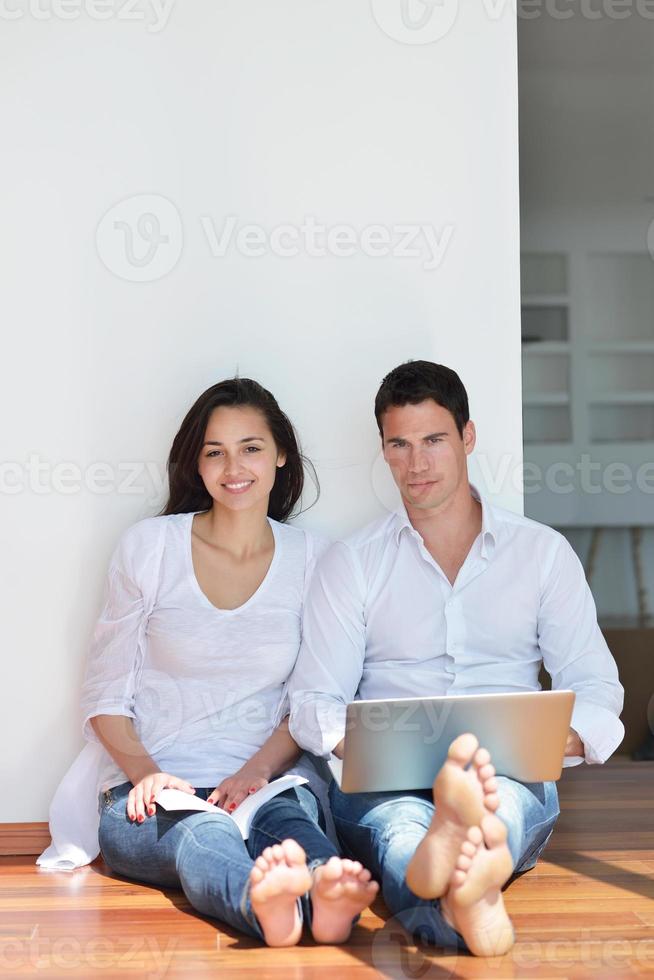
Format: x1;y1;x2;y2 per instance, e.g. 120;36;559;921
409;448;429;473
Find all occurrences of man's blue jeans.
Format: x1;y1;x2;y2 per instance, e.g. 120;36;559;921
98;781;339;940
329;775;560;950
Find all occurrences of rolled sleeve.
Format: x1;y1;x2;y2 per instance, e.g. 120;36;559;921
80;540;149;740
538;534;625;765
288;542;366;758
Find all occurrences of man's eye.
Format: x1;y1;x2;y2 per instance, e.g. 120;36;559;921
429;438;443;444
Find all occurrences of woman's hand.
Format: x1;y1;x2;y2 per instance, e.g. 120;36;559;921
127;772;196;822
207;767;269;813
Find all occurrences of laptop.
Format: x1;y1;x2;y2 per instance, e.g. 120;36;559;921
329;690;575;792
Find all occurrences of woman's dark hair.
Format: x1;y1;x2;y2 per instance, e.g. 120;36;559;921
374;360;470;438
160;378;317;522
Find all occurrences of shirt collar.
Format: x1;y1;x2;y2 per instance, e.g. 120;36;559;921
393;483;498;559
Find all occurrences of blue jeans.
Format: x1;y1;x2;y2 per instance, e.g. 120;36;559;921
329;775;560;951
98;781;339;940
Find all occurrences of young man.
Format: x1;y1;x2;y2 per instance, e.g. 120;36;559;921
288;360;624;956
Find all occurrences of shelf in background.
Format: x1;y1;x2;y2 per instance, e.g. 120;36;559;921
589;391;654;405
522;294;570;307
589;341;654;354
523;392;570;406
522;341;570;355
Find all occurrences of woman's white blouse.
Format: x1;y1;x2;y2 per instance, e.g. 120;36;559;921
38;512;329;870
82;512;326;790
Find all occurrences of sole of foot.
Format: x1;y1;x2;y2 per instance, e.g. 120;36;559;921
405;733;500;899
249;839;312;947
441;813;515;958
310;856;380;944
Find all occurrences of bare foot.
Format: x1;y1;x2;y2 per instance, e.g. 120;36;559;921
406;733;499;899
249;839;312;947
310;856;380;944
440;814;514;957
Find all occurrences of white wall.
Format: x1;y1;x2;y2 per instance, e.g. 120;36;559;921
0;1;522;822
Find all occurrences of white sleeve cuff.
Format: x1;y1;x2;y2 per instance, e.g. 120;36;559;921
82;702;136;742
571;700;625;764
289;697;347;759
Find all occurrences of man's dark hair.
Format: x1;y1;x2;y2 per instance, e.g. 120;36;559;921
374;360;470;438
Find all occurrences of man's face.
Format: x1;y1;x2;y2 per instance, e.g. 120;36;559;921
381;399;475;512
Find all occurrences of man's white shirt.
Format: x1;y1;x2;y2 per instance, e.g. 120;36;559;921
288;488;624;767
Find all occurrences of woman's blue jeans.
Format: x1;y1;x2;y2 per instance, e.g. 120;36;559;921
98;781;339;940
329;775;560;951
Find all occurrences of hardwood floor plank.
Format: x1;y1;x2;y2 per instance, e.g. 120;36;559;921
1;758;653;977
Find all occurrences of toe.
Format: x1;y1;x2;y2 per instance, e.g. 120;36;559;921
447;733;479;765
456;854;472;872
281;839;306;865
478;763;495;780
482;813;508;847
255;855;269;871
250;866;263;884
358;868;372;882
467;825;483;846
473;747;491;768
322;856;343;879
451;869;466;887
485;792;500;812
271;844;284;862
461;840;477;858
484;776;498;793
262;847;274;862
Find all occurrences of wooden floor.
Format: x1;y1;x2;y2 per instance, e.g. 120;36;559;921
2;758;653;978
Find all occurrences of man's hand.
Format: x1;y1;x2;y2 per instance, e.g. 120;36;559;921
207;766;269;813
564;728;584;758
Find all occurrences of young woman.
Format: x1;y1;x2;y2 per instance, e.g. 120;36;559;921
78;378;377;946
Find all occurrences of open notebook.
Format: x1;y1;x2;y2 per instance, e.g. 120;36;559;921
155;773;308;840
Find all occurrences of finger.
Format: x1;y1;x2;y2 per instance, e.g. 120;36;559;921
126;788;136;822
206;785;223;807
169;776;196;795
226;790;248;813
210;786;228;809
140;778;155;817
133;784;146;822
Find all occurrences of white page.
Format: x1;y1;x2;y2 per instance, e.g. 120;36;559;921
155;774;308;840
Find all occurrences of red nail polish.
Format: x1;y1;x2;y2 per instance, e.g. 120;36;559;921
229;803;236;811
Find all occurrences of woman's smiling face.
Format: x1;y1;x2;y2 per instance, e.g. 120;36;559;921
197;405;286;513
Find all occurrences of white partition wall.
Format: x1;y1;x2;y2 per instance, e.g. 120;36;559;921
0;1;522;822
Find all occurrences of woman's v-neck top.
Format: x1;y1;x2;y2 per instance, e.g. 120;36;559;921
80;512;328;790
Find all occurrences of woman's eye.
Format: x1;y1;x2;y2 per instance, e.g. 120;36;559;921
244;446;261;453
206;450;222;457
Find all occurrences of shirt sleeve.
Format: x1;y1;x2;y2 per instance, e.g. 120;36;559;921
288;541;367;757
537;533;625;765
80;520;162;741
